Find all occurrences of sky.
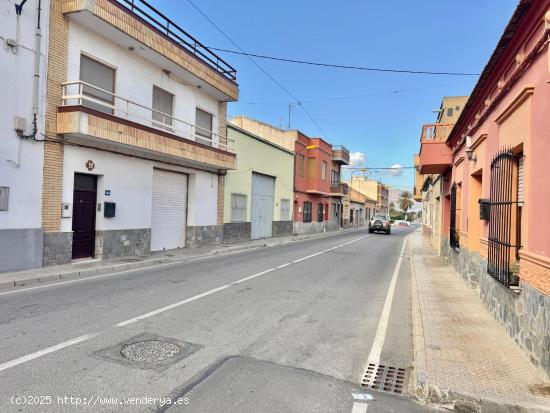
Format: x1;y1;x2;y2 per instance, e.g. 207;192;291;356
156;0;518;190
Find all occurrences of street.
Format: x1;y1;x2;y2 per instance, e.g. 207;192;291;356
0;226;434;412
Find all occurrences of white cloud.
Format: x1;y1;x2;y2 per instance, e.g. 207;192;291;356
387;164;403;177
348;152;366;168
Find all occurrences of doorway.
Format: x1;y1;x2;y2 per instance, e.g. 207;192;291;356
72;173;97;259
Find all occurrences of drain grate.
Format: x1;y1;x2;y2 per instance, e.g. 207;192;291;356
120;340;181;363
361;363;406;394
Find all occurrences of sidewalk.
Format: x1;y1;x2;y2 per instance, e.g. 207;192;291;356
0;227;367;291
409;230;550;412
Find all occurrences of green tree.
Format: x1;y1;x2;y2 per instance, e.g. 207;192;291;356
398;191;414;216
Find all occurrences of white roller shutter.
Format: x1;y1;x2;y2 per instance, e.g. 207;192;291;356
151;169;188;251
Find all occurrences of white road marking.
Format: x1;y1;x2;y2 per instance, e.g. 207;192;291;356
0;233;374;372
362;237;407;378
351;401;369;413
277;263;291;269
0;333;98;372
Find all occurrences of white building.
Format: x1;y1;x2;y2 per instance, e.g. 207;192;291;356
38;0;239;266
0;0;50;271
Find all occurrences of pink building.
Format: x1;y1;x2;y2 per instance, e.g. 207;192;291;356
418;0;550;375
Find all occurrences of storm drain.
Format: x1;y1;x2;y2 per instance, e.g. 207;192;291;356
361;363;406;394
120;340;181;363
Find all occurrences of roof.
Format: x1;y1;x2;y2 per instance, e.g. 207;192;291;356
447;0;536;144
227;124;295;155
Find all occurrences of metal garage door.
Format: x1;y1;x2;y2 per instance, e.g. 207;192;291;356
251;173;275;240
151;169;188;251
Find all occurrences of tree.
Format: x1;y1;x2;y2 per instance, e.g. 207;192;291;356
398;191;414;216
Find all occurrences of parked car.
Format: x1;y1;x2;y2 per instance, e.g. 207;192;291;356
369;214;391;234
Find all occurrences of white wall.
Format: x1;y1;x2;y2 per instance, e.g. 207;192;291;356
0;0;49;229
66;22;220;145
61;146;219;232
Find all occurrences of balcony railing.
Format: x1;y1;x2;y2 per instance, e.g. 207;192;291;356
330;182;348;195
113;0;237;81
61;80;234;152
332;145;350;165
420;123;455;143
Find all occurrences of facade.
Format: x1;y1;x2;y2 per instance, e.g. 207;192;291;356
0;0;50;272
416;96;468;255
417;1;550;375
230;116;350;235
223;124;294;243
342;187;375;228
41;0;239;265
346;177;389;214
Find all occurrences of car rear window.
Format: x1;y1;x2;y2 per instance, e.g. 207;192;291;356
373;214;388;220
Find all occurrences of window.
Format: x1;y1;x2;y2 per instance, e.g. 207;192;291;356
331;203;337;219
321;161;327;180
0;186;9;211
297;154;305;177
196;108;213;143
231;194;247;222
446;107;454;117
317;203;324;222
152;86;174;126
80;54;115;114
280;199;290;221
307;158;316;178
331;170;339;185
303;202;312;223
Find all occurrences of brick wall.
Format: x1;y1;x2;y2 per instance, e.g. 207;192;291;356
217;175;225;225
519;250;550;296
42;0;69;232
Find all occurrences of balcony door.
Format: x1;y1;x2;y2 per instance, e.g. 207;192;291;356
80;54;115;114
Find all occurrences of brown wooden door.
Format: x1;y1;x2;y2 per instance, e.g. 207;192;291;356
72;174;97;259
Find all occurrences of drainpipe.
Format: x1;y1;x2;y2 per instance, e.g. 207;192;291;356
15;0;42;141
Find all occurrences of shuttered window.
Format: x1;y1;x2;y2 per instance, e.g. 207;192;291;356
280;199;290;221
297;154;305;177
307;158;316;178
152;86;174;126
80;54;115;113
518;155;524;203
231;194;247;222
196;108;213;142
321;161;327;180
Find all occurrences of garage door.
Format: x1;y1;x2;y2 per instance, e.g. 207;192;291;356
251;172;275;240
151;169;188;251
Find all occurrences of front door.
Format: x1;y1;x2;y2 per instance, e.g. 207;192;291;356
72;173;97;259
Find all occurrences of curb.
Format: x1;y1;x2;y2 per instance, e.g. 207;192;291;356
0;227;368;292
408;233;550;413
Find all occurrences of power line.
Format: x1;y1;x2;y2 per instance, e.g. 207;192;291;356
184;0;330;139
208;46;481;77
233;81;475;106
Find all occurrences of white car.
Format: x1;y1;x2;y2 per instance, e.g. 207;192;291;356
369;214;391;235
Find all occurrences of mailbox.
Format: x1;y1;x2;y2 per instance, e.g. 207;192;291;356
479;199;490;221
104;202;116;218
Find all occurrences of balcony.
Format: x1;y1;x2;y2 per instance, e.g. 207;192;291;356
418;123;454;175
60;0;238;101
332;145;350;165
57;81;236;171
330;182;348;197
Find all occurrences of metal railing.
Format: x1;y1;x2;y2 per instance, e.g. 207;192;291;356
487;147;520;287
330;182;348;194
113;0;237;81
61;80;234;152
420;123;455;143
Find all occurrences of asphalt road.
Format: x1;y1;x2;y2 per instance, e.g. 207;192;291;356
0;225;436;412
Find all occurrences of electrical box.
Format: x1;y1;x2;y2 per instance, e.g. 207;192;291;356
104;202;116;218
13;117;26;132
479;199;490;221
61;203;72;218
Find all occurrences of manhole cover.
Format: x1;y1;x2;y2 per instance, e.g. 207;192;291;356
120;340;181;363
